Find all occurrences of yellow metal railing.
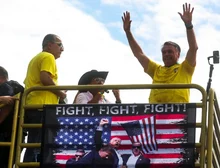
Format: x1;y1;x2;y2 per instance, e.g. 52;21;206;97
207;89;220;168
0;93;21;168
15;84;208;168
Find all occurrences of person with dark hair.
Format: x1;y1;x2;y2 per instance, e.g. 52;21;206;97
65;148;86;167
95;118;123;168
66;143;114;168
68;145;114;168
73;70;121;104
23;34;67;163
122;3;198;103
0;66;24;168
121;142;150;168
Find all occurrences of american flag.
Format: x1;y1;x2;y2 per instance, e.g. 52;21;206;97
41;104;196;168
120;115;158;153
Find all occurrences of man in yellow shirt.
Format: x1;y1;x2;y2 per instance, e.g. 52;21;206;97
122;3;198;103
23;34;66;162
24;34;66;104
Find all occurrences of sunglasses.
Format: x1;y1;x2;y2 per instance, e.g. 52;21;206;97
53;42;64;48
93;78;105;83
132;146;141;149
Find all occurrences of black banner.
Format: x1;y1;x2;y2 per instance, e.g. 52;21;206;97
41;103;196;168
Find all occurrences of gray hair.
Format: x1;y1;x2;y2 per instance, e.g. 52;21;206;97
42;34;57;49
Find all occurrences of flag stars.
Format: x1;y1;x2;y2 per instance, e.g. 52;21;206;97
59;135;63;139
74;139;78;142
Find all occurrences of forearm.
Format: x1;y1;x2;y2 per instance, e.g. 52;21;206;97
186;27;198;51
185;25;198;66
40;72;63;97
125;31;144;57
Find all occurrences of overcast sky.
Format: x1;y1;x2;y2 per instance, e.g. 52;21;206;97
1;0;220;104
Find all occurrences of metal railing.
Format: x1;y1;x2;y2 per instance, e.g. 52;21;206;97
0;93;21;168
14;84;208;168
206;89;220;168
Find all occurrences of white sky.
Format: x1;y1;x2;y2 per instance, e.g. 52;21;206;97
1;0;220;105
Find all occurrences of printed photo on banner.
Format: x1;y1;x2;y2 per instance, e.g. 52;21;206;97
40;103;196;168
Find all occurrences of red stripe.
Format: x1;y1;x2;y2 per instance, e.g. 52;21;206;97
144;153;183;158
55;155;74;160
156;124;184;129
156;133;185;139
157;144;182;148
155;114;185;119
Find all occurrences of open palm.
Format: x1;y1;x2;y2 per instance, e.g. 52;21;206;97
178;3;194;24
122;11;132;32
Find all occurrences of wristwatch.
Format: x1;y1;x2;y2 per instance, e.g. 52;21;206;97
185;23;193;29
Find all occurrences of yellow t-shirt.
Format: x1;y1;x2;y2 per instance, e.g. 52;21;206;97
24;52;58;105
145;59;195;103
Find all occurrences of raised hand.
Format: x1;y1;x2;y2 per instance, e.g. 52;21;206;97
122;11;132;32
99;118;109;126
178;3;194;24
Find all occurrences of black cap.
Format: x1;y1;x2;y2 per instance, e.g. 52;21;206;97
78;70;108;85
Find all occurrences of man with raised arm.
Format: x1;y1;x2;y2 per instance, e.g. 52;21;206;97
122;3;198;103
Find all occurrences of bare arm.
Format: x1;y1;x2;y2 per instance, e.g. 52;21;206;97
122;11;150;69
40;71;66;100
178;3;198;67
0;96;18;105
